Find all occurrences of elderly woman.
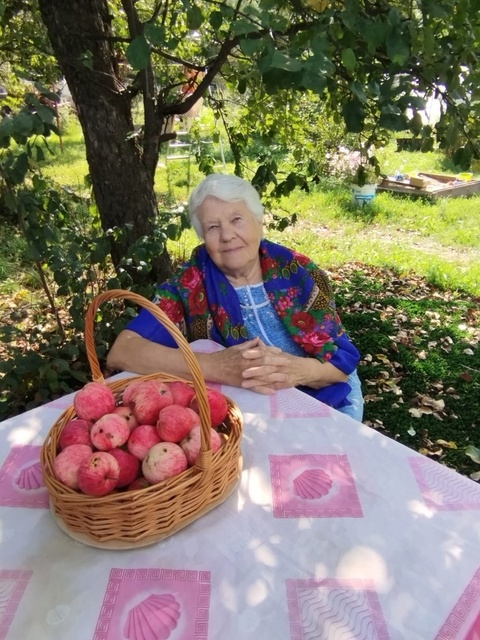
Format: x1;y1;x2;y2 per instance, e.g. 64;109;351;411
107;174;364;421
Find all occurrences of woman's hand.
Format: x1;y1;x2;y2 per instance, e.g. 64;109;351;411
239;339;348;395
201;338;283;391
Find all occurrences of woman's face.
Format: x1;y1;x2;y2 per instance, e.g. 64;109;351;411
197;196;263;281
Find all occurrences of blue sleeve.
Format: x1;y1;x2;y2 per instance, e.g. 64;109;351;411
125;309;179;348
328;333;360;375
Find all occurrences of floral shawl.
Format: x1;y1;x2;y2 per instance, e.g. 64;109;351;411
127;239;360;407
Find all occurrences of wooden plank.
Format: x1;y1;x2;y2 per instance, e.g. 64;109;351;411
378;174;480;200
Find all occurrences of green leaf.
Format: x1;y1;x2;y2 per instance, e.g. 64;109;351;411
36;104;55;124
126;35;150;71
10;152;30;184
269;51;302;72
301;70;327;94
35;145;45;162
209;11;223;30
232;19;260;35
187;6;203;30
409;112;423;136
350;80;367;103
34;83;59;102
386;26;410;66
341;48;357;74
144;23;165;46
465;445;480;465
13;112;34;137
342;100;365;132
240;37;264;56
379;108;409;131
78;51;93;70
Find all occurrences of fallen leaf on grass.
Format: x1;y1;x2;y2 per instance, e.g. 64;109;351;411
465;445;480;464
435;439;457;449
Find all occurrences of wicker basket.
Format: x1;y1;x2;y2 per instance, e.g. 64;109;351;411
40;289;243;549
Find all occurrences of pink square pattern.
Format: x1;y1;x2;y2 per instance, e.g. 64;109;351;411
409;456;480;511
286;577;390;640
270;390;331;419
0;445;49;509
269;454;363;518
93;568;211;640
0;570;33;640
435;567;480;639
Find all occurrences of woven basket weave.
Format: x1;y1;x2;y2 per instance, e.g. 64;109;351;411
40;289;243;549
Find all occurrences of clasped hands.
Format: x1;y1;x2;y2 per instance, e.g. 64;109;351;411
211;337;297;395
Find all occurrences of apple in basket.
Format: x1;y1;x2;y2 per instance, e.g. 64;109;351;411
58;419;92;449
180;424;222;467
127;424;161;460
77;451;120;497
122;379;174;425
112;404;139;432
127;476;150;491
73;381;116;422
168;380;196;407
90;413;130;451
190;389;228;428
156;404;200;443
53;444;93;489
108;448;141;488
142;442;188;484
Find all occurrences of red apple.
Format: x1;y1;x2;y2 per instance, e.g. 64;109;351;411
127;477;151;491
180;424;222;466
90;413;130;451
122;379;174;425
167;380;195;407
142;442;188;484
112;405;139;432
156;404;200;443
190;389;228;428
77;451;120;496
108;448;140;488
53;444;93;489
127;424;162;460
73;381;116;422
59;419;92;449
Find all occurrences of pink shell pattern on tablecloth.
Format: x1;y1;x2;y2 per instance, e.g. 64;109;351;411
93;568;211;640
124;593;180;640
0;570;33;640
434;566;480;640
0;445;49;508
286;577;390;640
270;388;331;419
270;454;363;518
293;469;332;499
409;456;480;510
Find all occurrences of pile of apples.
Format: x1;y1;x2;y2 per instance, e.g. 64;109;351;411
52;378;229;497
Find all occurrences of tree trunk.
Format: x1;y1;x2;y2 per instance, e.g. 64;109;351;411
37;0;172;283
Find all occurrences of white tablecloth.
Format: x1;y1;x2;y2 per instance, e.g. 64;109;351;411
0;340;479;639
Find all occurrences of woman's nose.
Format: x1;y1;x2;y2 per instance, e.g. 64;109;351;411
219;224;234;241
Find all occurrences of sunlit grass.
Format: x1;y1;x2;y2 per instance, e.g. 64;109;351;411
24;116;480;296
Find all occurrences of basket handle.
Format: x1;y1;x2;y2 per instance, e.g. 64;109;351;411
84;289;213;466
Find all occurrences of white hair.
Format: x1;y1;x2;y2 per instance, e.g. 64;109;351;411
188;174;264;238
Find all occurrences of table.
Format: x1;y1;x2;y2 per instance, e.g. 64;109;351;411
1;339;480;639
377;172;480;200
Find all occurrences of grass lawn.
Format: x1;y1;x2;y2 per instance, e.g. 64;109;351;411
2;114;480;479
